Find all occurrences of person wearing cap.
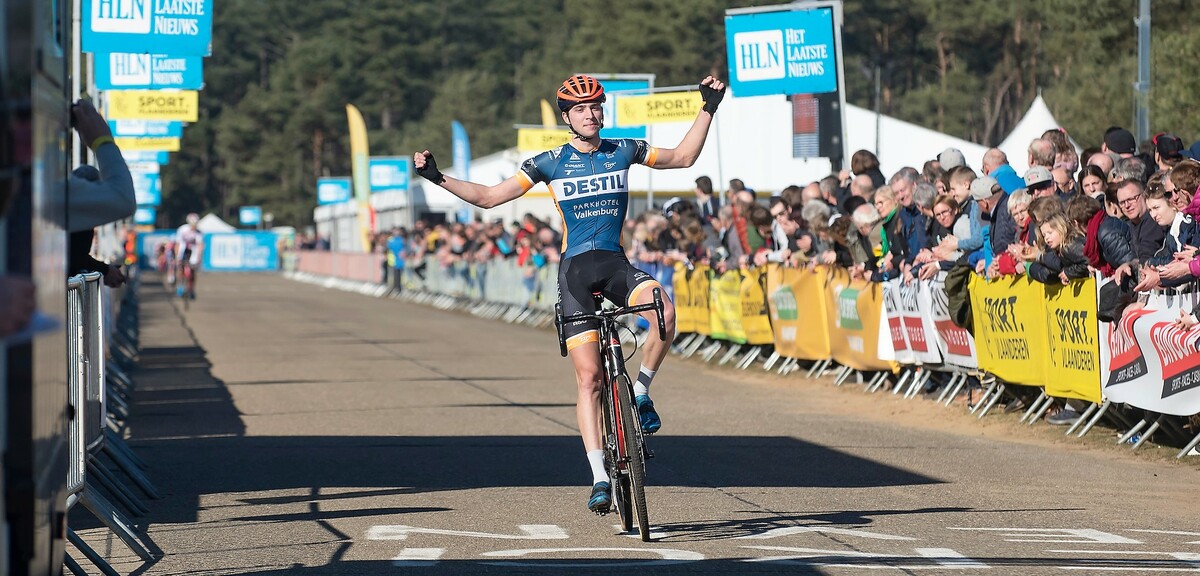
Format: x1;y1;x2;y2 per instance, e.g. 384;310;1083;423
1024;166;1056;199
938;147;966;171
974;175;1016;261
1103;127;1138;159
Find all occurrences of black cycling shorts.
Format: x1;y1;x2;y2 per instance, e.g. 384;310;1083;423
558;250;660;351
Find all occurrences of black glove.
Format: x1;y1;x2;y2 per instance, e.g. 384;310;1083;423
416;152;446;185
699;81;725;114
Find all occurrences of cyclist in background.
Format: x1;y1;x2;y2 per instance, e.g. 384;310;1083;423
414;73;726;513
175;213;203;298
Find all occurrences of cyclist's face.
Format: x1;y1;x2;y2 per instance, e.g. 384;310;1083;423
564;103;603;136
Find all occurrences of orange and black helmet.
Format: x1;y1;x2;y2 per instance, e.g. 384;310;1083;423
556;74;606;112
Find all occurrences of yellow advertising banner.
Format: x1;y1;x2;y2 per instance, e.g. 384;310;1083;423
1043;279;1103;403
106;90;199;122
672;262;695;334
517;128;572;151
824;269;894;371
616;91;704;125
777;266;832;361
114;137;180;152
969;275;1050;386
709;270;746;343
691;266;712;336
766;265;797;358
739;267;773;345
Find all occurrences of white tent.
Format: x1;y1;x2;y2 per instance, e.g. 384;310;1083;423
998;94;1081;175
195;213;236;233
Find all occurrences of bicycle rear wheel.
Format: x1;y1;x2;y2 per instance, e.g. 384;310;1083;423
615;373;650;541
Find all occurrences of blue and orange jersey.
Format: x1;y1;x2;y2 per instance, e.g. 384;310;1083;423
516;138;658;259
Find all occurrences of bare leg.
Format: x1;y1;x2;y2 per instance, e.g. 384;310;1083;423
634;286;676;372
569;341;604;452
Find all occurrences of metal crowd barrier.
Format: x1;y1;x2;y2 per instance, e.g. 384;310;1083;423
64;272;157;576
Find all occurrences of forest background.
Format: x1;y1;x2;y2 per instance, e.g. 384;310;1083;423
161;0;1199;227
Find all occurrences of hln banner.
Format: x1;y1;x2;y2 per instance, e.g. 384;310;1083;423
724;6;839;97
109;119;183;138
601;79;649;138
95;53;204;90
617;91;704;125
114;137;180;151
106;90;198;122
518;128;572;152
82;0;214;57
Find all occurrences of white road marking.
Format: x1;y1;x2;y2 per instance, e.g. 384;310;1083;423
478;547;704;567
737;526;917;541
915;548;990;568
1127;530;1200;544
367;524;568;541
947;528;1141;544
391;548;444;567
742;546;986;569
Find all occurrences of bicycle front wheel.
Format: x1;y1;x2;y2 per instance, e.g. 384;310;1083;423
615;373;650;541
602;381;632;532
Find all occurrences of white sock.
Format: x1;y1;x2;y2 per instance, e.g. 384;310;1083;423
634;365;655;397
587;450;608;485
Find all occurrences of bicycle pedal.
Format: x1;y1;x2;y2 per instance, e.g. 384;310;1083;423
593;510;609;517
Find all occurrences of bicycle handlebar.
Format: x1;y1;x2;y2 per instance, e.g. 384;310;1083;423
554;288;667;357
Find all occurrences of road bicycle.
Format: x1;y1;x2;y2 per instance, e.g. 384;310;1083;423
177;258;197;309
555;288;666;542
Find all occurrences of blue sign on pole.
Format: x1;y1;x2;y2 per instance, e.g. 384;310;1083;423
724;8;838;97
82;0;214;56
202;232;280;271
122;150;169;164
95;53;204;90
238;206;263;226
367;158;410;194
603;79;649;139
451;121;471;181
132;172;161;206
133;206;156;225
109;119;183;138
317;177;353;205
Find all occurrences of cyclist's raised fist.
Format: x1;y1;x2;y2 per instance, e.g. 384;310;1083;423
414;150;446;185
699;76;726;115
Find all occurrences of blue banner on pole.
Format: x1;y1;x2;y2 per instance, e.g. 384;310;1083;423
202;232;279;271
451;120;471;181
317;177;353;205
368;157;410;194
132;172;161;206
724;7;838;97
95;53;203;90
239;206;263;226
109;119;183;138
604;79;649;139
133;206;156;225
82;0;214;56
122;150;169;164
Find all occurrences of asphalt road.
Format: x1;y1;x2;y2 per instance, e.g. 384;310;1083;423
72;272;1200;575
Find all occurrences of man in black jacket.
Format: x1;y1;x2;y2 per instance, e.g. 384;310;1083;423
1115;180;1165;264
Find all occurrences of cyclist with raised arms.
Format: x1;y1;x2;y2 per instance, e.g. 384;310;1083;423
414;74;726;514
